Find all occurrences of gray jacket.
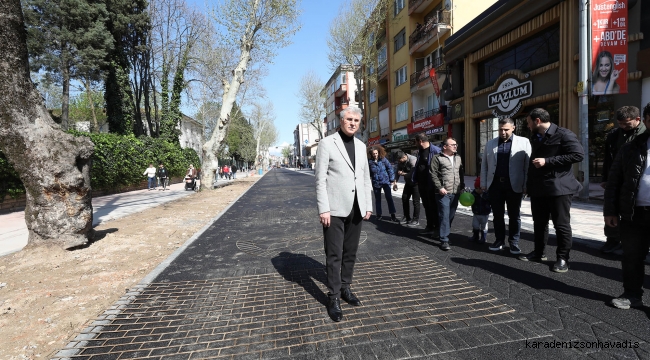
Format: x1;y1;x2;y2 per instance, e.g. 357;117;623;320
430;153;465;193
480;134;531;193
315;132;373;217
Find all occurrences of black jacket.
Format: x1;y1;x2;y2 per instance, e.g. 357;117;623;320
411;144;441;187
526;123;584;197
396;154;417;187
602;122;646;182
603;132;650;220
157;168;168;178
471;190;491;215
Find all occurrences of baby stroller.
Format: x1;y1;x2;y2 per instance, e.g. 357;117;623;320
184;175;196;191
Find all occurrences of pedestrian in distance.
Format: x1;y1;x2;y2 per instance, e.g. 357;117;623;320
603;103;650;309
480;117;531;255
143;163;157;190
315;106;372;322
470;177;491;243
231;164;238;179
599;106;646;254
157;163;169;191
431;137;465;251
395;150;420;226
223;165;231;180
367;145;398;222
195;168;201;191
519;108;584;273
218;166;224;179
412;133;442;237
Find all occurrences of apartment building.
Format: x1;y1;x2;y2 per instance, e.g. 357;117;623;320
293;123;323;166
322;65;360;137
364;0;498;153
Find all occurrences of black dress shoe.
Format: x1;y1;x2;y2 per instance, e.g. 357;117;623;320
419;228;435;235
551;259;569;273
327;298;343;322
341;287;362;306
518;251;547;262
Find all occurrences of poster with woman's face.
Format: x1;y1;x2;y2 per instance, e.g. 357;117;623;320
591;0;628;95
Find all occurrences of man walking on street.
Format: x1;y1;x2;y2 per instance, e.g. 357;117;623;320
604;103;650;309
481;118;531;255
599;106;646;254
157;163;169;191
395;150;420;226
231;164;238;179
315;106;372;322
431;137;464;251
412;133;441;237
519;108;584;273
143;163;157;190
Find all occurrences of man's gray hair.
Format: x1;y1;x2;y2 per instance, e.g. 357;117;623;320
499;117;515;126
340;106;363;120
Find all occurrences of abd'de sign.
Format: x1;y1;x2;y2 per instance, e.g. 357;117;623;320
488;77;532;119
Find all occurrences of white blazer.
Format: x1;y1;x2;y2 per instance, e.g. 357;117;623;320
315;132;373;217
480;134;531;193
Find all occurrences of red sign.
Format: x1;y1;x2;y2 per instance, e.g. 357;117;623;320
368;136;380;146
591;0;628;95
429;68;440;97
407;113;444;134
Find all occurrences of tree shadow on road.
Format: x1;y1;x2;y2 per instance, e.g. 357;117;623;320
271;252;329;306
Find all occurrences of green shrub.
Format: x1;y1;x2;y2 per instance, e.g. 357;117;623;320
0;132;200;201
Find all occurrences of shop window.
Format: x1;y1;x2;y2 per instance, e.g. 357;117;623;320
477;24;560;89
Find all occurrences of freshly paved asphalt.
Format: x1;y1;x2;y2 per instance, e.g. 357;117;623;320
54;169;650;359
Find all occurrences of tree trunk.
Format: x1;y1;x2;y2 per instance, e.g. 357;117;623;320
61;65;70;131
0;0;95;249
84;78;99;133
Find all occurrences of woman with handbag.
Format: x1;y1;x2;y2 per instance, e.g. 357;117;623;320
368;145;398;222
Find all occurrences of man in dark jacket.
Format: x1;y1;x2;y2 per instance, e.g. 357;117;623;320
412;133;442;236
395;150;420;226
157;163;169;191
603;103;650;309
231;164;238;179
599;106;646;253
519;108;584;273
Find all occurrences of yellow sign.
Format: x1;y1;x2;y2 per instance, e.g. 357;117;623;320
577;81;584;94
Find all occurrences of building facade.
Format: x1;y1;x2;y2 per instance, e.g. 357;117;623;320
322;65;360;137
293;123;323;166
443;0;648;181
363;0;498;154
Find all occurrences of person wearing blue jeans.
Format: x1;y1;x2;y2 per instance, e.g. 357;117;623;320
431;138;464;251
143;163;157;190
368;145;398;222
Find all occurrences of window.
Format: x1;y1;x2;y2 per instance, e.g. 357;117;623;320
340;73;347;84
396;102;408;122
477;24;560;87
370;117;378;132
395;66;407;86
368;64;375;75
394;0;404;16
378;45;387;66
394;28;406;52
368;32;375;47
370;89;376;103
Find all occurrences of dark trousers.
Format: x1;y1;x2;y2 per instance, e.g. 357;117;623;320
619;209;650;297
418;184;439;229
402;184;421;220
323;199;363;301
530;195;573;260
372;184;396;216
603;223;620;243
436;192;460;242
489;180;523;245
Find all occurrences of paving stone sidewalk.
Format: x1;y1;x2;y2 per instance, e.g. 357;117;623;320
53;169;650;359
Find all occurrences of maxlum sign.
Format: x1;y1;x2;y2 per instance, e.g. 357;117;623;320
488;77;533;119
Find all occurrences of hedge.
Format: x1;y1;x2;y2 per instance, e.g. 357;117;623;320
0;132;200;201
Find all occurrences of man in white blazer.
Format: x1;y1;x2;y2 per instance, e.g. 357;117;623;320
480;117;532;255
315;106;373;322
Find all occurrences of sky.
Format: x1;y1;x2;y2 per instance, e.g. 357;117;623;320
260;1;346;149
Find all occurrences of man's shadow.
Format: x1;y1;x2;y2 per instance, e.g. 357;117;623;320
271;252;329;306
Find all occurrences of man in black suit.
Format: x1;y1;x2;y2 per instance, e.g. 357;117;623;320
518;108;584;273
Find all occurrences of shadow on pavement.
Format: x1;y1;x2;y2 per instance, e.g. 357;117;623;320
271;252;329;306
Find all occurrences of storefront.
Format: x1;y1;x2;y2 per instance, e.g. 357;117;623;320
443;0;645;178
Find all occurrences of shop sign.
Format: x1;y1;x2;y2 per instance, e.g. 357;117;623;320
488;76;533;119
425;126;445;136
392;128;409;142
368;136;380;146
591;0;628;95
407;113;444;134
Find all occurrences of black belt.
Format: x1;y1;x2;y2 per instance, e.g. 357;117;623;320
635;206;650;211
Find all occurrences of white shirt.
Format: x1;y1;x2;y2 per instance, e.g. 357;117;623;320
442;152;455;169
143;167;157;178
636;138;650;206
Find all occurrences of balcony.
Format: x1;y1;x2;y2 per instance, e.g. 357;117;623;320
377;94;389;109
377;61;388;78
335;98;349;115
409;58;443;92
409;0;434;15
335;83;347;97
409;11;452;55
411;108;440;122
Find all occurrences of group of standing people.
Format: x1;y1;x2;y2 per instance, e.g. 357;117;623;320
218;164;238;179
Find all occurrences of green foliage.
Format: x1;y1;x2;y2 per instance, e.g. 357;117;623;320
69;90;107;124
104;61;134;135
0;133;199;201
224;103;256;162
0;150;26;200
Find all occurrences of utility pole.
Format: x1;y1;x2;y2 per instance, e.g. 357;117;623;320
577;0;590;200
